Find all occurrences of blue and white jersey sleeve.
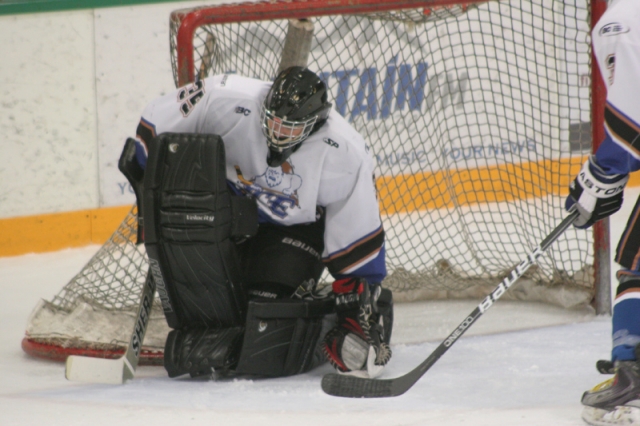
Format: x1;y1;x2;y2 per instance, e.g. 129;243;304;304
317;116;386;284
592;0;640;176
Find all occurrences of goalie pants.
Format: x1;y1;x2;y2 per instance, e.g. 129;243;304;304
228;216;332;376
238;215;326;299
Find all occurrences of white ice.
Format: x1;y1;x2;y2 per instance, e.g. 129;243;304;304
4;189;640;426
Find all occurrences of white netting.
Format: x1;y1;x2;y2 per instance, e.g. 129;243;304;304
24;0;596;361
170;0;594;298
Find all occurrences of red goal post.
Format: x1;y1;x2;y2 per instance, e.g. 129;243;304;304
172;0;491;87
589;0;611;316
22;0;610;365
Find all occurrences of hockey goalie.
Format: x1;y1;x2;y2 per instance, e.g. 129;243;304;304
124;67;393;379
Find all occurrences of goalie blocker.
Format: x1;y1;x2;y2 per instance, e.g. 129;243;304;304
142;132;336;378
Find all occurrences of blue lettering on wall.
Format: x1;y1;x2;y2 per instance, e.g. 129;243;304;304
319;58;434;123
375;150;430;167
442;139;538;161
351;67;377;121
117;182;135;195
397;62;429;113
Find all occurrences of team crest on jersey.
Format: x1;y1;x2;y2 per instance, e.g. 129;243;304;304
235;106;251;116
234;161;302;218
600;22;629;37
178;81;205;117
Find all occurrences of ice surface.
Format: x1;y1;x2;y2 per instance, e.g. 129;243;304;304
4;188;639;425
0;246;608;426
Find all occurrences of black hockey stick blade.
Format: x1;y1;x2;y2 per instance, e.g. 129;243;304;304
322;373;395;398
321;344;451;398
322;210;579;398
321;309;480;398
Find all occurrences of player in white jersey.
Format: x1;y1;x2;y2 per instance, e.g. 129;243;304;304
131;67;392;379
564;1;640;424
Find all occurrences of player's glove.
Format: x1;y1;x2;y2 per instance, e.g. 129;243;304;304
565;155;628;229
322;277;392;378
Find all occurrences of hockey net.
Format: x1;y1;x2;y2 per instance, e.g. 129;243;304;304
24;0;603;364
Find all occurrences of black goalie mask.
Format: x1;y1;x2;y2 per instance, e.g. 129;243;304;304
262;67;332;167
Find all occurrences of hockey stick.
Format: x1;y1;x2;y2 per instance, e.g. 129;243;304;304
65;272;156;384
321;209;579;398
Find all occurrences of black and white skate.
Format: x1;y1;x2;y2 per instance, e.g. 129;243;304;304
596;359;615;375
582;361;640;411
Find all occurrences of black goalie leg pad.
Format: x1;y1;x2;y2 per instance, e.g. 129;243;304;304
235;297;334;377
164;327;244;378
143;133;257;329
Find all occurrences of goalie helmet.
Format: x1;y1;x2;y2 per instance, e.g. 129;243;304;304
261;66;332;166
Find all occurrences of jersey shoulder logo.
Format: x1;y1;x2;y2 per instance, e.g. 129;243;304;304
600;22;630;37
177;80;205;117
323;137;339;148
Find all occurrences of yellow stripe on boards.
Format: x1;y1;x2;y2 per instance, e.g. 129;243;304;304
377;156;640;215
2;155;640;257
0;205;131;257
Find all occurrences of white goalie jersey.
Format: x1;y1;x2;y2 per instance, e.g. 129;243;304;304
134;74;386;283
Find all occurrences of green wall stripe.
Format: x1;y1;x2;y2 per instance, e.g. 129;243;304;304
0;0;191;16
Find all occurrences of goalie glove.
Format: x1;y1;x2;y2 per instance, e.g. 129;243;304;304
322;278;392;378
565;155;628;229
